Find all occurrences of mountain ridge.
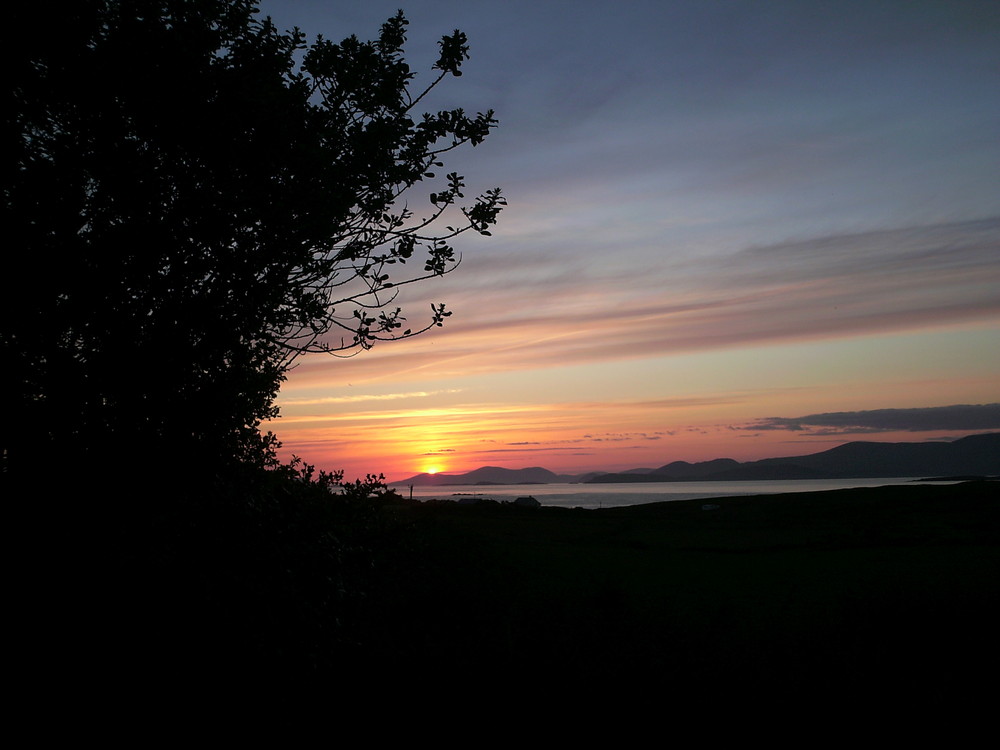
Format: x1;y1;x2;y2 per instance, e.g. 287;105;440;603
390;433;1000;485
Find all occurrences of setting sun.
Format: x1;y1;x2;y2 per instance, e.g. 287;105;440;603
424;465;443;475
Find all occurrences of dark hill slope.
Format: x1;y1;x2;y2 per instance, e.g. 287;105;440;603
591;433;1000;482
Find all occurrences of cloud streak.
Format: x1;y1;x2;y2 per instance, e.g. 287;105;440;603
279;389;462;406
745;403;1000;434
291;217;1000;384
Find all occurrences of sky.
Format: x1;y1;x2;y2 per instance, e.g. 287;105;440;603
257;0;1000;481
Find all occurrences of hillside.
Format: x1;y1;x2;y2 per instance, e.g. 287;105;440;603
394;465;589;486
590;432;1000;482
394;433;1000;485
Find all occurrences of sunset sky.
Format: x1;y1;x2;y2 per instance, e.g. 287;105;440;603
258;0;1000;481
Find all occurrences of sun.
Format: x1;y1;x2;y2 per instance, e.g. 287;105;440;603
424;465;442;475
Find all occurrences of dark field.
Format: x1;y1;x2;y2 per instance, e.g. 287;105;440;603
25;480;999;710
357;481;999;704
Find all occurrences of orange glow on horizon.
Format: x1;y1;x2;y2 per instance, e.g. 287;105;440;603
270;327;1000;483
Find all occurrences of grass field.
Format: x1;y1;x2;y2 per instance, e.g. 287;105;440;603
344;480;1000;706
24;479;998;710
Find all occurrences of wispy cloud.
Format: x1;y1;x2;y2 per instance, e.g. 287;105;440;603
292;218;1000;384
279;389;462;406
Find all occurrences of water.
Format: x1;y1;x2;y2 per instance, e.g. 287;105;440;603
400;477;962;510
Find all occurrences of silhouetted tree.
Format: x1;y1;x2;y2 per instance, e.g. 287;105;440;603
3;1;503;480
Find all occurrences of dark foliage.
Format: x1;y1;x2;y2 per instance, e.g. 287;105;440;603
3;1;503;480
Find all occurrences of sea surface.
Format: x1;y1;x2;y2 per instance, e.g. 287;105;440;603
401;477;963;510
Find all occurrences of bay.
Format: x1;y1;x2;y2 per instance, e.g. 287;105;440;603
401;477;964;509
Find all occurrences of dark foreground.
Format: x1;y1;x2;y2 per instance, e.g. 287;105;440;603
19;480;999;709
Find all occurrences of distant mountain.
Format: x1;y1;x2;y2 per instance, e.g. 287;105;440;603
393;465;588;486
587;433;1000;482
653;458;741;479
391;433;1000;486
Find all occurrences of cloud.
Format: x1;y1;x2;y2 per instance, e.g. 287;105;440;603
292;217;1000;384
467;446;592;456
279;389;462;406
746;403;1000;434
581;431;666;443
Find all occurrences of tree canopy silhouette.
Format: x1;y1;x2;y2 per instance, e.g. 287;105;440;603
3;1;503;480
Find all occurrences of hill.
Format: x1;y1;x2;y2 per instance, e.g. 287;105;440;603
589;432;1000;482
393;433;1000;485
393;465;589;486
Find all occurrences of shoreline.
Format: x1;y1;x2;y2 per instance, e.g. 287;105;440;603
397;475;988;510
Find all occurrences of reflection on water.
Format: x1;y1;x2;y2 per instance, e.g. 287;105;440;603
402;477;959;509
